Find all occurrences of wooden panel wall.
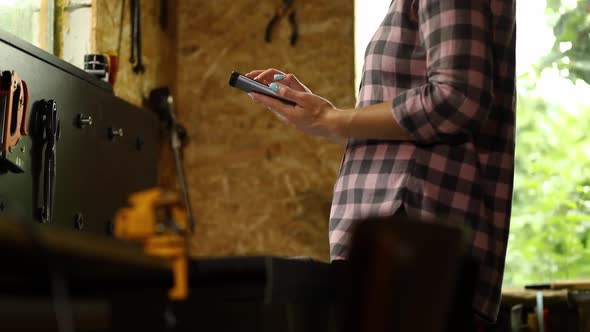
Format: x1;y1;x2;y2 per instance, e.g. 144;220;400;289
93;0;177;187
92;0;355;261
176;0;355;261
93;0;176;107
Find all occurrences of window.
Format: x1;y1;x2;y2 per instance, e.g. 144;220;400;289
0;0;93;69
0;0;54;53
354;0;590;285
354;0;391;93
505;0;590;284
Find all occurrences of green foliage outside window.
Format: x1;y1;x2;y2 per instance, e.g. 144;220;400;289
504;0;590;284
539;0;590;83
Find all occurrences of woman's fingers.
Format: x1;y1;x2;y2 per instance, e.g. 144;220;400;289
250;68;285;84
275;73;309;92
245;70;278;84
246;69;309;92
250;84;303;111
270;83;308;106
245;70;265;79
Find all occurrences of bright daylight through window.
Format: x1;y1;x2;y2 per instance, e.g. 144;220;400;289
0;0;54;53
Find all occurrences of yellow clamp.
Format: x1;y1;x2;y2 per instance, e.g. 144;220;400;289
114;188;189;300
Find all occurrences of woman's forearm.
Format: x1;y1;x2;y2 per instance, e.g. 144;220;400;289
328;102;414;141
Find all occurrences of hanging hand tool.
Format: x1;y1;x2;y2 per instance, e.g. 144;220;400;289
159;0;168;31
147;87;195;233
129;0;136;65
117;0;127;60
265;0;298;46
130;0;145;74
38;100;60;224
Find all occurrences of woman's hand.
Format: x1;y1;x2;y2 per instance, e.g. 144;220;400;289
246;68;311;93
245;69;346;143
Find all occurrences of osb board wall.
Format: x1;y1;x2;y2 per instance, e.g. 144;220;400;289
93;0;175;107
93;0;177;187
177;0;355;261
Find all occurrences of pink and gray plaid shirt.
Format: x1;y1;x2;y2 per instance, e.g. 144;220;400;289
329;0;516;321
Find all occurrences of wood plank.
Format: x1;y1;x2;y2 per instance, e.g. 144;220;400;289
90;0;97;52
38;0;48;50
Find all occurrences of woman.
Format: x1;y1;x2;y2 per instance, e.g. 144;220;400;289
246;0;516;328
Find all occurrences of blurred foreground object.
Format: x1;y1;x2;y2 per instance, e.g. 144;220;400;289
344;215;470;332
114;188;188;300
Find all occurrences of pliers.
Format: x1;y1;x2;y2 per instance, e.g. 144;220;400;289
265;0;298;46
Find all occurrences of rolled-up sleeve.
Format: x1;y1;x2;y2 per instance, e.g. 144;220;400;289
392;0;494;144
